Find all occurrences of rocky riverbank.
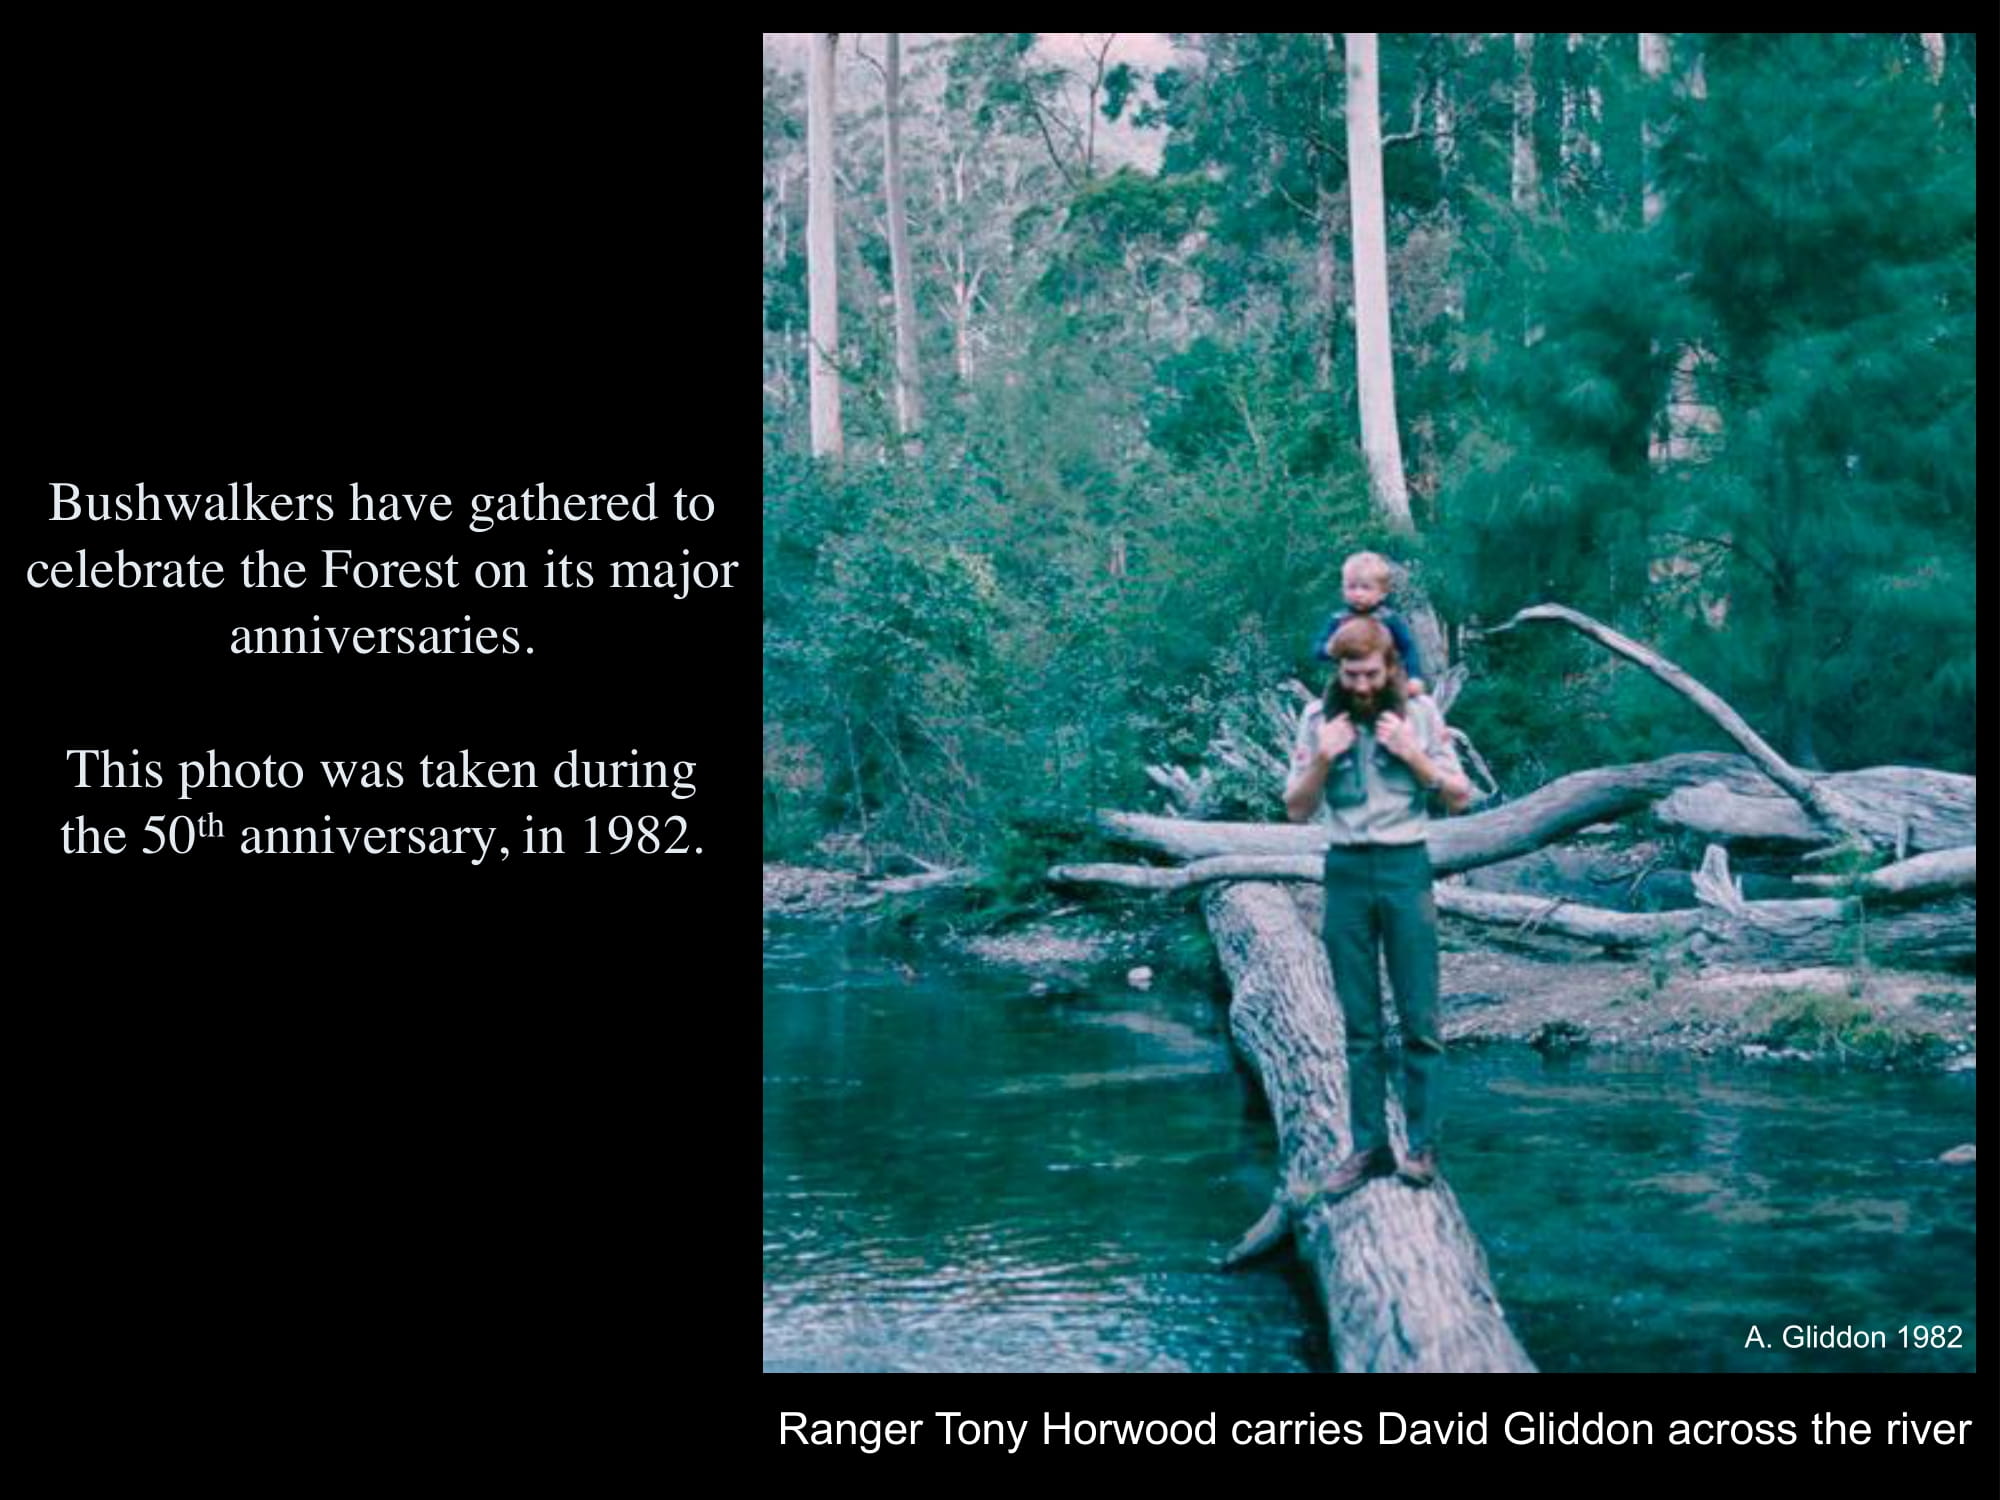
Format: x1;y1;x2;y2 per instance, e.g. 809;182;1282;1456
763;863;1976;1072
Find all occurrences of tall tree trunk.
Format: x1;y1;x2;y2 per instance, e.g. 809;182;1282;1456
1919;33;1946;82
942;151;979;383
1640;33;1670;227
953;279;975;382
1661;344;1722;461
807;32;844;460
1344;34;1448;680
1559;37;1578;200
1642;34;1671;465
1343;33;1411;533
883;34;923;438
1511;33;1539;212
1344;35;1447;679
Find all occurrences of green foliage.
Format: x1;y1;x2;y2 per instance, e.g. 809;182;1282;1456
1649;34;1978;769
959;821;1079;929
1914;990;1970;1013
1748;988;1869;1047
1158;915;1223;990
762;33;1975;872
762;452;1023;863
1102;62;1136;122
1746;988;1949;1065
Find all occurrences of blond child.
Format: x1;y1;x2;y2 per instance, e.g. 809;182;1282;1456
1312;551;1426;695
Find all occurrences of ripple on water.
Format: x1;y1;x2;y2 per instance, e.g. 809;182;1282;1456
765;930;1976;1372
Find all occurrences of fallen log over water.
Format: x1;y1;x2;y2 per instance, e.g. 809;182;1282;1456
1207;882;1535;1372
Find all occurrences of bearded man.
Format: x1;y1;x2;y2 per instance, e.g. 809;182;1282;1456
1284;614;1473;1194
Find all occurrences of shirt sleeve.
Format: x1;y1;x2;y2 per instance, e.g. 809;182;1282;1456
1415;698;1462;782
1385;610;1423;681
1289;703;1324;795
1311;611;1344;662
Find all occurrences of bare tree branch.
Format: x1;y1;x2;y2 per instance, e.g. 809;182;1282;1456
1481;602;1879;846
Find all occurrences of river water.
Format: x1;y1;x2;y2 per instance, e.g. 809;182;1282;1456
762;918;1977;1373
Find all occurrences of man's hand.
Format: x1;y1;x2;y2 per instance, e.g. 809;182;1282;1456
1374;710;1420;762
1317;713;1357;762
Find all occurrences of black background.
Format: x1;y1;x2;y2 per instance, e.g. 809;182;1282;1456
15;62;758;1452
17;462;737;1353
13;36;1989;1484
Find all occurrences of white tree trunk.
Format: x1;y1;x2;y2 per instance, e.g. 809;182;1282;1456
807;32;843;459
1511;33;1539;212
1559;36;1578;189
1658;343;1722;462
884;34;923;438
1640;33;1670;227
944;151;977;382
1343;33;1412;532
1920;33;1946;84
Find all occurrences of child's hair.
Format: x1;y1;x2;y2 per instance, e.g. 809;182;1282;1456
1343;550;1395;590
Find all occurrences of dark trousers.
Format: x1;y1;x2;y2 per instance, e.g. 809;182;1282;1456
1321;843;1444;1155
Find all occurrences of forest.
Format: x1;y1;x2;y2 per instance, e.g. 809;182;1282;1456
762;33;1975;883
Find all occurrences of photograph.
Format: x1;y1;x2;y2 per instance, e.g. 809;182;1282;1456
762;32;1978;1374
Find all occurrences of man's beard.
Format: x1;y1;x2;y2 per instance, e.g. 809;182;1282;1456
1328;677;1405;721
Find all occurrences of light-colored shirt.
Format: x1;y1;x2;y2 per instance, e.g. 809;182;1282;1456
1289;695;1463;845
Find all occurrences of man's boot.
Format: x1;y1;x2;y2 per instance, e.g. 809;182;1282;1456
1299;1146;1393;1202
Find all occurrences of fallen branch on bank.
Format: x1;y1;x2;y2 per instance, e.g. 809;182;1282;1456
1480;604;1966;857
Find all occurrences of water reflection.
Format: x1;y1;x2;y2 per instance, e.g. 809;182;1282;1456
764;919;1977;1373
1447;1047;1978;1372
